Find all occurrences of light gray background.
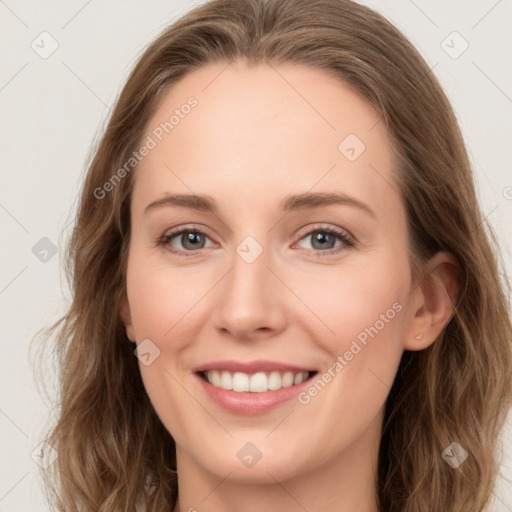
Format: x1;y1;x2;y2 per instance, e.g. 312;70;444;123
0;0;511;510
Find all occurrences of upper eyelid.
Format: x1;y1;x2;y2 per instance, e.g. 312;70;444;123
296;223;352;239
162;224;215;242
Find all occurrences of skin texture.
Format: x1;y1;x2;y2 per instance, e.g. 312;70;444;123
120;61;457;512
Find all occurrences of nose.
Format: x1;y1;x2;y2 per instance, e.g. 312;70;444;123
212;243;288;342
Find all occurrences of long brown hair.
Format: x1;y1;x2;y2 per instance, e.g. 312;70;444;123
35;0;512;510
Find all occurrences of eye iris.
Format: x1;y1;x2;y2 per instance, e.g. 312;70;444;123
182;232;204;250
312;231;335;250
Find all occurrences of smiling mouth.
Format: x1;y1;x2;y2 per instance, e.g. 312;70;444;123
198;370;317;393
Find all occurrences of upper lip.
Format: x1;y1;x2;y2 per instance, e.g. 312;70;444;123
193;360;316;374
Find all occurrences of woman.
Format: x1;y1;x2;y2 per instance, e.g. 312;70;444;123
38;0;512;510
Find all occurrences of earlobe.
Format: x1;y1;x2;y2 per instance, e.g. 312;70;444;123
404;252;458;351
119;293;136;343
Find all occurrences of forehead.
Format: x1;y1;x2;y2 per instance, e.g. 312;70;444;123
132;61;401;223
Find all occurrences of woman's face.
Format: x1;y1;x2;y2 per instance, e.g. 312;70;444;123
121;61;423;482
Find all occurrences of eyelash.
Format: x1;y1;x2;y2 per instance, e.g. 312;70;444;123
156;224;356;258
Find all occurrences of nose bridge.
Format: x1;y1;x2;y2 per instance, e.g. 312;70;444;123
213;235;287;338
226;237;275;310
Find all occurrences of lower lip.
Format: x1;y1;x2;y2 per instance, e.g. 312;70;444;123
195;373;315;415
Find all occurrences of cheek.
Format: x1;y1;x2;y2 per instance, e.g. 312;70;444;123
126;257;217;345
126;260;207;443
292;261;407;450
297;255;408;419
305;256;407;354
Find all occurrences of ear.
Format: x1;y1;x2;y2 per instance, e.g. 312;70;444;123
119;292;136;343
403;251;458;351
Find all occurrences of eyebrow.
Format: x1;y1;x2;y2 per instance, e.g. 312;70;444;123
144;191;376;218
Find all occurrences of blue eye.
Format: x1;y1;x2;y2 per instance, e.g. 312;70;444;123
296;227;355;255
292;226;356;257
157;224;355;257
158;227;213;255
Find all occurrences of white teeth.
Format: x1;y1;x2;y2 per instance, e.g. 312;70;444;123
211;370;221;387
220;371;232;390
249;372;268;392
232;372;250;392
294;372;307;385
268;371;282;390
204;370;310;393
281;371;294;388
